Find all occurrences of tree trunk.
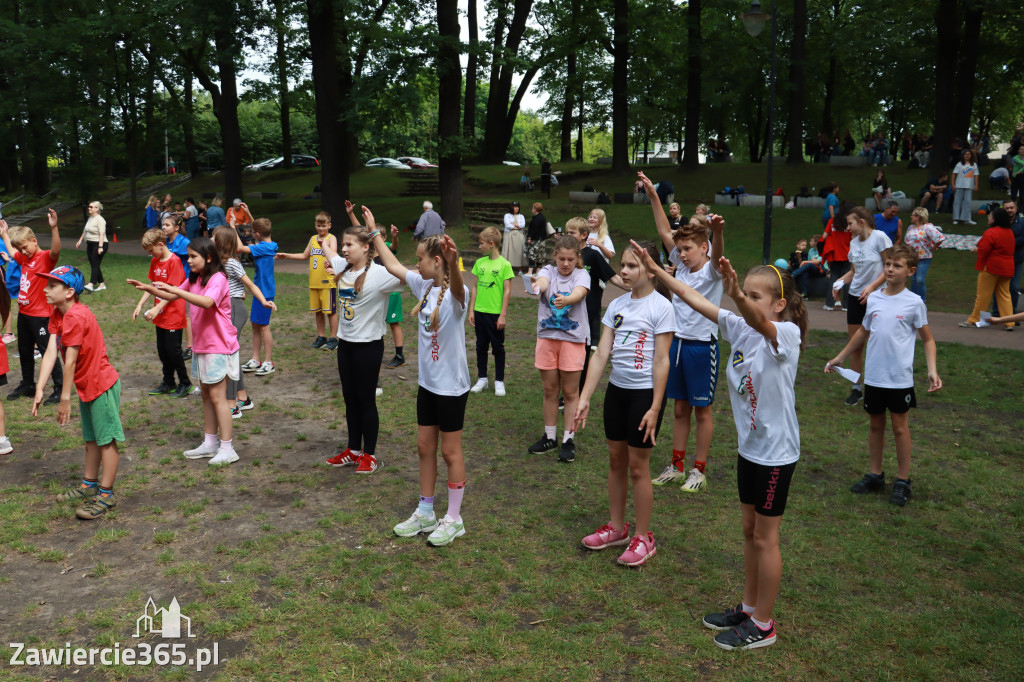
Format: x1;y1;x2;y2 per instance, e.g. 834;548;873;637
183;75;200;177
306;0;347;218
929;0;959;177
437;0;463;224
610;0;629;172
821;54;836;135
560;51;576;163
952;4;982;142
274;0;292;169
682;0;701;169
502;65;540;153
141;62;156;176
481;0;533;164
786;0;807;164
576;93;584;161
463;0;478;145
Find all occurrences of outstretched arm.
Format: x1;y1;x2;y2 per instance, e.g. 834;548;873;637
345;200;362;227
722;256;780;349
639;171;675;254
826;326;869;369
364;206;410;282
708;214;725;272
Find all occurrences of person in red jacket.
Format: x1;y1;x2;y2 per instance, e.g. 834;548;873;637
821;201;853;310
961;207;1016;330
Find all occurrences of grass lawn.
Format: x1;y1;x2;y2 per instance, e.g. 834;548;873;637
0;248;1021;679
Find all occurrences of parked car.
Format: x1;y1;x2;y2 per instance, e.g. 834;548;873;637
244;157;280;171
397;156;437;169
263;154;319;169
502;160;521;166
365;157;412;169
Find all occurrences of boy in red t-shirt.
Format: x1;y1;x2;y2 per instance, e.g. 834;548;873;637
0;211;63;403
133;229;192;398
32;266;124;520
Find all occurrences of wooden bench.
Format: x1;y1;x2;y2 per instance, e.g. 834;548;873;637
740;194;785;208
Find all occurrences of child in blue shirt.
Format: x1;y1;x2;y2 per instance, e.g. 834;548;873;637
237;218;278;375
162;216;193;359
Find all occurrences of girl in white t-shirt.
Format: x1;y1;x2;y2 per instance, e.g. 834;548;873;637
586;208;615;261
952;149;979;225
366;208;471;548
831;206;891;406
575;241;674;568
321;226;404;475
634;244;807;651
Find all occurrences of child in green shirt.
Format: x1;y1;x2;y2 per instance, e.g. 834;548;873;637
469;227;514;396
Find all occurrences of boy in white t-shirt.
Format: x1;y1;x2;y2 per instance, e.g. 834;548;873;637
826;244;942;506
639;172;725;493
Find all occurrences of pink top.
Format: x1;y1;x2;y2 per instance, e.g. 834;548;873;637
181;272;239;354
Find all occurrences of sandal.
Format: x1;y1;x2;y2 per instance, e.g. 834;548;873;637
56;485;98;502
76;495;116;520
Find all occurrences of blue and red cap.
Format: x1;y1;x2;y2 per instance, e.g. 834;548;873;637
35;265;85;294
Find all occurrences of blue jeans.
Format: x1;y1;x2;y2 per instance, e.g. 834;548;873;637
911;258;931;302
871;149;889;165
991;261;1022;314
792;263;823;294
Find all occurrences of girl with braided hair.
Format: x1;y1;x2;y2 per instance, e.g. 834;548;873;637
365;207;472;547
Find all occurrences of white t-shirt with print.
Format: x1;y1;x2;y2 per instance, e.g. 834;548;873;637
861;288;928;389
601;291;675;390
406;271;470;396
953;162;978;189
718;309;801;467
848;229;892;296
668;252;723;340
331;256;404;343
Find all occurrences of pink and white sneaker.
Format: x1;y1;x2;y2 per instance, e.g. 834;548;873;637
325;448;361;467
617;532;657;567
581;522;631;550
355;454;378;474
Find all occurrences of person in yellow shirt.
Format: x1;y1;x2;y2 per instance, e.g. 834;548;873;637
278;211;339;350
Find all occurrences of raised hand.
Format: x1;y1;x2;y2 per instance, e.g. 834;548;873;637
719;257;741;299
637;171;656;195
47;208;58;229
441;234;459;265
345;200;355;213
361;206;377;230
390;225;399;239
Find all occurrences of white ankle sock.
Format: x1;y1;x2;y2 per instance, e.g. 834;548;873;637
203;433;218;448
544;425;556;440
219;439;235;453
563;431;575;443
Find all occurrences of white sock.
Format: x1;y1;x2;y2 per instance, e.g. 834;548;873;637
203;433;218;448
853;383;862;391
563;431;575;443
544;425;556;440
741;602;756;615
751;617;772;630
219;439;235;453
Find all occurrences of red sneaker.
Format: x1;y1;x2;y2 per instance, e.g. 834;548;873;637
617;532;657;567
581;522;630;550
355;454;378;474
326;448;361;467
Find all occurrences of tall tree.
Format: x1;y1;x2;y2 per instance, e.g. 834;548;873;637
682;0;701;168
785;0;807;163
929;0;958;176
437;0;463;223
306;0;347;218
463;0;479;147
480;0;535;163
609;0;629;171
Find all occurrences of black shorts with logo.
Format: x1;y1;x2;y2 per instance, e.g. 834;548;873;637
737;455;797;517
863;384;916;415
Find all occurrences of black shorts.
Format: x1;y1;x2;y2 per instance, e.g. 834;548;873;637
737;455;796;517
846;295;868;326
0;374;6;387
603;383;656;449
416;386;469;432
863;384;916;415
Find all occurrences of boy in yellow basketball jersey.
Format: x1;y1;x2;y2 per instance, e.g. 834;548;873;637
278;211;339;350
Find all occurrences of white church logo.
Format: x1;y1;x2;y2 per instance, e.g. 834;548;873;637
134;598;195;638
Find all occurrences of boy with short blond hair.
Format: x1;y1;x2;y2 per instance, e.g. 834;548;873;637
469;227;514;396
0;212;63;404
134;229;191;398
238;217;278;375
278;211;339;350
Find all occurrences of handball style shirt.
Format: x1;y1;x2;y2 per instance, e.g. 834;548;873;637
406;271;470;396
48;304;119;402
668;253;723;341
180;272;239;355
471;255;514;315
601;291;675;390
330;257;404;342
718;309;801;467
848;229;892;296
535;264;590;344
147;255;187;330
861;288;928;389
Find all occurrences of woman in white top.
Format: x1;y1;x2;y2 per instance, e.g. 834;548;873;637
952;149;979;225
77;200;108;292
501;201;526;271
586;208;615;261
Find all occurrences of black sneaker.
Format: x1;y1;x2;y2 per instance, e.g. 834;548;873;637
844;388;863;406
713;618;777;651
169;384;192;399
6;384;32;401
182;348;193;361
43;391;61;406
385;355;406;369
311;336;327;350
149;383;175;396
528;436;557;454
323;338;339;351
558;397;564;412
850;472;885;494
558;438;576;463
702;604;751;631
889;479;912;506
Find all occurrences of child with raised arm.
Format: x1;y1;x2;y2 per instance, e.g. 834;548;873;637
277;211;339;351
635;242;808;651
128;237;241;466
133;229;191;398
641;172;725;493
366;207;471;547
826;243;941;506
574;241;674;567
469;227;514;396
1;211;63;404
237;218;278;376
32;266;124;519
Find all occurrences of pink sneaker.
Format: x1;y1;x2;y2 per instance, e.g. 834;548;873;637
326;448;360;467
581;522;631;550
617;532;656;567
355;454;378;474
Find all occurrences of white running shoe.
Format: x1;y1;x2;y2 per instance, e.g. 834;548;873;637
95;283;107;291
0;436;12;455
208;449;239;466
470;378;488;393
652;465;687;486
394;509;438;537
255;361;275;376
494;381;506;397
240;358;261;372
680;468;708;493
184;442;218;459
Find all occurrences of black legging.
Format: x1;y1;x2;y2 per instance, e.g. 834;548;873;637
474;312;505;381
155;327;189;387
336;338;384;455
17;313;62;392
86;241;106;286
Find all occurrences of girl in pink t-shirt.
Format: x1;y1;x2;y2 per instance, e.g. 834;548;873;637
128;237;241;466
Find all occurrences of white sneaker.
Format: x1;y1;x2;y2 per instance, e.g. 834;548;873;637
254;361;275;376
470;378;488;393
680;468;708;493
95;283;107;291
240;358;261;372
209;448;239;466
494;381;506;397
184;442;218;459
190;385;201;395
652;464;687;485
0;436;12;455
32;349;41;360
375;386;383;397
967;220;977;225
83;283;95;292
393;509;438;537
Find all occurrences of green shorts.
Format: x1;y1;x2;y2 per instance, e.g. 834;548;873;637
80;379;125;446
386;291;403;323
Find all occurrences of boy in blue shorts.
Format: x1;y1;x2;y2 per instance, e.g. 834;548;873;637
32;266;125;519
238;218;278;375
641;172;725;492
827;243;942;506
